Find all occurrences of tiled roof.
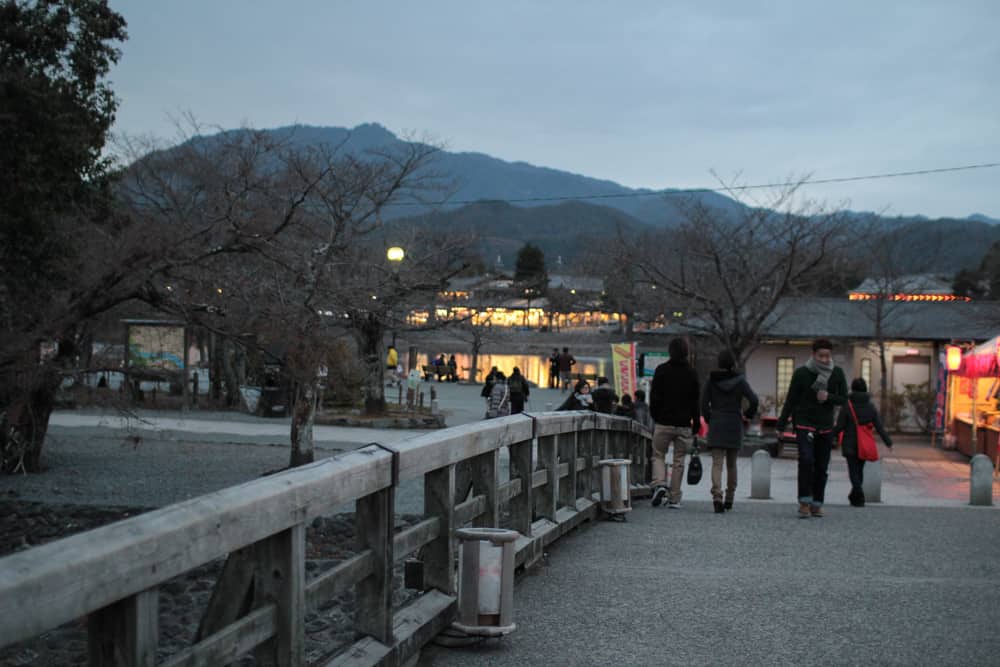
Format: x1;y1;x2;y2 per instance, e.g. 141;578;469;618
642;297;999;342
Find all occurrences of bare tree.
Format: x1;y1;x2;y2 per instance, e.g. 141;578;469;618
122;124;468;466
619;179;853;364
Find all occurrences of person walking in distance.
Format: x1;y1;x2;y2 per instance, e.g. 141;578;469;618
632;389;653;430
834;378;893;507
649;338;700;508
548;348;560;389
776;339;848;518
702;350;758;513
507;367;530;414
557;347;576;392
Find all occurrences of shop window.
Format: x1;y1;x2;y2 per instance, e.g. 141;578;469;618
861;358;872;388
776;358;794;406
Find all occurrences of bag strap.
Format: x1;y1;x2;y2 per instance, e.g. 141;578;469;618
847;400;860;425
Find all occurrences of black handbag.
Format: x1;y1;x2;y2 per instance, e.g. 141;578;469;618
687;445;703;485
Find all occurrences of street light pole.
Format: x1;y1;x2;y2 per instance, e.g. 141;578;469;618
387;246;405;348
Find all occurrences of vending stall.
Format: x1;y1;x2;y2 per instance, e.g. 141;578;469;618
948;336;1000;463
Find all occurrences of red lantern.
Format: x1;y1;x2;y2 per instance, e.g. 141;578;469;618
946;345;963;372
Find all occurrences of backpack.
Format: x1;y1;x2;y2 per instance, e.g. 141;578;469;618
508;375;525;396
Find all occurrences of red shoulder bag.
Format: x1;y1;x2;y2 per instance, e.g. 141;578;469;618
847;400;879;462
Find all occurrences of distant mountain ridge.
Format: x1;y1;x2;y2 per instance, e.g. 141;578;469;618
250;123;741;226
177;123;999;274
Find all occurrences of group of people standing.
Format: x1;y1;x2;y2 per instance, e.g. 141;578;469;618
649;337;892;515
482;366;531;418
555;376;653;428
547;347;577;391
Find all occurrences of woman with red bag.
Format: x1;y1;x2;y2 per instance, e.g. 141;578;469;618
834;378;893;507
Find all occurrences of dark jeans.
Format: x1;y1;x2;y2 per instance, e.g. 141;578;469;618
511;395;525;414
845;455;865;492
796;428;832;506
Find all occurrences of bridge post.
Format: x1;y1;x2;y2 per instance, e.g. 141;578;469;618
252;524;306;666
424;464;456;594
580;427;596;501
471;449;500;527
538;434;559;521
355;487;395;645
88;587;159;667
508;438;534;535
558;430;579;509
970;454;994;506
750;450;771;500
863;460;882;503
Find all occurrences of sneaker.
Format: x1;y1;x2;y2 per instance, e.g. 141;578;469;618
651;486;667;507
713;500;725;513
724;500;733;512
811;505;824;518
798;502;811;519
667;501;683;509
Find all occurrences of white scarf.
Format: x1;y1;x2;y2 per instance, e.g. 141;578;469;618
806;357;834;391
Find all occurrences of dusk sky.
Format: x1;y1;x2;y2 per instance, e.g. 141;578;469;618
108;1;999;219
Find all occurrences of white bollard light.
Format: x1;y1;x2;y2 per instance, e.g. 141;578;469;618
863;460;882;503
970;454;994;506
454;528;519;636
598;458;632;518
750;449;771;499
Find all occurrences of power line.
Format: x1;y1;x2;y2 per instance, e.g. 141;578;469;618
386;161;1000;208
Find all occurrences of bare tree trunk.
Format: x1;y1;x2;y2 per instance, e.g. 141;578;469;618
289;379;318;468
358;314;386;416
469;334;482;383
210;332;222;402
223;340;240;407
878;338;889;424
1;373;58;474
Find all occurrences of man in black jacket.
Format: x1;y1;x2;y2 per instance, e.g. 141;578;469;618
649;338;700;508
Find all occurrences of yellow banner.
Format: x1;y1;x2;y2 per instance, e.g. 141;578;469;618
611;342;638;399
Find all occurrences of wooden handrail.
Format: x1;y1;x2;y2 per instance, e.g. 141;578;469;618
0;410;652;666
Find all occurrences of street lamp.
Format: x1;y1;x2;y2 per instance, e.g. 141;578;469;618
387;246;405;264
386;246;405;348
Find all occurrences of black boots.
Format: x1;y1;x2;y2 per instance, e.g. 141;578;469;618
714;500;725;513
724;500;733;511
848;488;866;507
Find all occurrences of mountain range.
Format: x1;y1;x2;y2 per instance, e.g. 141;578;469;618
193;123;1000;274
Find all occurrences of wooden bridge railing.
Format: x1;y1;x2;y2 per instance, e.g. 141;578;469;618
0;410;652;666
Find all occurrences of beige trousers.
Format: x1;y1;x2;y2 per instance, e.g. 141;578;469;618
710;448;738;503
652;425;693;503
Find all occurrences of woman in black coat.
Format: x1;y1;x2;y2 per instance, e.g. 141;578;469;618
834;378;892;507
701;350;758;513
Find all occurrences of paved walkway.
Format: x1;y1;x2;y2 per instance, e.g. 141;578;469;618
422;501;1000;666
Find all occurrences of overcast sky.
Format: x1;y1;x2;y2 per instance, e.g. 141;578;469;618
108;1;999;219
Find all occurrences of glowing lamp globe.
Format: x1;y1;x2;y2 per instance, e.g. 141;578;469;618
946;345;962;372
387;247;405;263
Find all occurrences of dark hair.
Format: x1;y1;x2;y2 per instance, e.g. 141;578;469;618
668;337;689;360
495;371;506;381
620;394;633;406
574;379;590;393
717;350;735;370
597;376;609;385
812;338;834;352
562;347;569;353
512;366;521;375
634;389;646;402
851;378;868;392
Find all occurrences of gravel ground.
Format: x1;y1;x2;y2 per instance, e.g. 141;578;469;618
0;428;346;508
